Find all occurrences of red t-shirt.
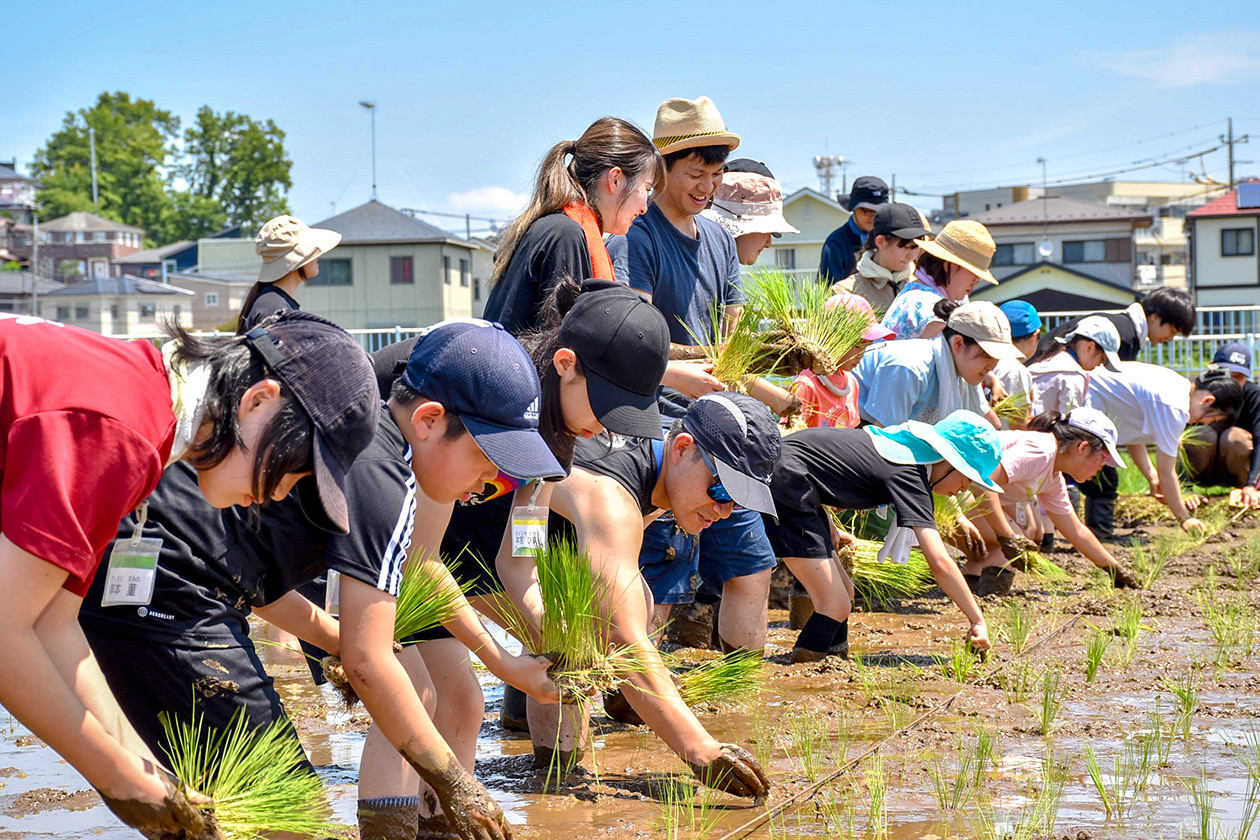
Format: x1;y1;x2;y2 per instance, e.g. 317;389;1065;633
792;369;862;429
0;314;175;595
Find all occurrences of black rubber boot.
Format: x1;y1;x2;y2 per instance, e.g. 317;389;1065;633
500;683;529;733
358;796;420;840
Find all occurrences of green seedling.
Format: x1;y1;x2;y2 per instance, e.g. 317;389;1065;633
788;712;829;782
833;709;855;764
1001;600;1035;655
1110;598;1146;666
864;753;888;839
928;729;992;811
1225;727;1260;840
1001;658;1036;704
940;636;983;683
1084;623;1111;682
881;699;915;731
673;648;764;708
1034;667;1068;735
1197;578;1256;670
1162;670;1199;739
744;268;873;379
840;536;935;609
1144;701;1176;767
1014;751;1069;840
1129;538;1172;589
1182;770;1220;840
160;707;337;840
393;550;471;642
750;711;776;771
1083;737;1155;820
654;774;724;840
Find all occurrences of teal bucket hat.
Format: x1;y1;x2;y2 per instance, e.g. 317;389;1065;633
866;410;1003;492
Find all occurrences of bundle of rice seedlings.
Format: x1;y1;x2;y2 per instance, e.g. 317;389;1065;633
679;302;778;389
668;648;764;708
833;533;935;609
743;268;871;377
1016;549;1070;585
323;550;471;707
990;390;1032;427
497;538;652;700
160;706;336;840
933;492;982;545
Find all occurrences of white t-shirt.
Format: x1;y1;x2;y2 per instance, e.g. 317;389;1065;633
998;431;1072;516
993;358;1033;403
1028;351;1089;415
1086;362;1191;456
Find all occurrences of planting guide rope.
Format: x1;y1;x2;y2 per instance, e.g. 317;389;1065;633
716;611;1086;840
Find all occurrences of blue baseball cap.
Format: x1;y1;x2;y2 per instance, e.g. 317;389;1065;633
1213;342;1252;377
999;300;1042;339
401;319;564;481
866;410;1003;492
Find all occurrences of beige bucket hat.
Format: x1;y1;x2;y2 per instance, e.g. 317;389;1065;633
652;96;741;156
947;301;1025;360
255;215;342;284
703;171;800;237
917;219;998;285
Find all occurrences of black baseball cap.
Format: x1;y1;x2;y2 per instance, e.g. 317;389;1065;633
560;282;670;439
401;319;564;481
872;202;932;240
725;157;775;178
243;311;380;534
681;393;781;518
847;176;890;212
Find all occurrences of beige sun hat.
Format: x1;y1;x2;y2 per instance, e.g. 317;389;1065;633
702;171;800;237
255;215;342;284
652;96;741;156
917;219;998;285
947;301;1025;360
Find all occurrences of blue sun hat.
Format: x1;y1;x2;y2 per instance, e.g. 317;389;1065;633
866;410;1003;492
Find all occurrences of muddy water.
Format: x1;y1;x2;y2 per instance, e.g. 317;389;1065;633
5;511;1260;838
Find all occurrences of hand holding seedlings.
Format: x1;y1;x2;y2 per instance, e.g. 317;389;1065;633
687;743;772;798
997;532;1039;565
1181;516;1208;536
968;620;992;655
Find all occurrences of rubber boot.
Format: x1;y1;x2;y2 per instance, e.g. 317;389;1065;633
499;683;529;733
528;694;591;774
358;796;419;840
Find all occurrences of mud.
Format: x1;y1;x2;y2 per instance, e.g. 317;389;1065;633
5;498;1260;838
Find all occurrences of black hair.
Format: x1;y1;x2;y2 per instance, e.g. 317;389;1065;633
916;251;952;289
1140;287;1196;337
663;144;731;171
1193;368;1244;421
387;378;468;442
520;276;589;468
934;299;981;350
862;233;919;256
167;319;315;504
1027;410;1108;455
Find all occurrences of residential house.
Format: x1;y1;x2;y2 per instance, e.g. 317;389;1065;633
467;236;497;319
112;240;199;280
14;211;144;283
0;271;63;316
971;262;1136;313
747;187;848;280
166;236;260;330
1187;181;1260;306
37;274;193;335
0;160;39;225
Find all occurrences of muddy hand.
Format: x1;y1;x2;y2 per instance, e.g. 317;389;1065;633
688;743;771;798
1108;565;1141;590
98;783;221;840
518;653;562;704
997;533;1038;569
430;765;512;840
967;621;992;656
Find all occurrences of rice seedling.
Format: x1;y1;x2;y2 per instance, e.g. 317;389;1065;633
749;711;777;771
1018;550;1071;587
1225;727;1260;840
830;530;935;609
1033;667;1068;735
814;785;857;837
881;699;915;731
1163;670;1200;739
788;712;830;782
1110;598;1146;666
1000;600;1036;654
1182;770;1221;840
1197;577;1256;669
1001;658;1036;704
990;390;1032;427
1012;751;1069;840
864;753;888;839
1128;539;1173;589
1082;737;1155;820
160;707;335;840
1224;542;1260;590
671;649;764;708
927;731;988;811
680;302;776;389
743;268;872;377
393;550;472;642
1084;623;1112;682
932;491;983;545
832;709;856;765
940;636;984;683
1144;701;1176;767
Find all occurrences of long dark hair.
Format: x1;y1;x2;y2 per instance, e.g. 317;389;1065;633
490;117;662;287
1028;410;1108;455
168;318;316;503
519;276;587;466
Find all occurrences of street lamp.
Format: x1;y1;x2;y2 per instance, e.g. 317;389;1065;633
359;100;377;201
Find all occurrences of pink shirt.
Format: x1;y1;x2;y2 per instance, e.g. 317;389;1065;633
793;369;861;429
997;430;1072;516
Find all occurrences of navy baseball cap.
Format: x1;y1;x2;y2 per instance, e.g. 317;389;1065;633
999;300;1042;339
682;393;781;518
401;320;564;481
847;176;889;212
1213;342;1252;377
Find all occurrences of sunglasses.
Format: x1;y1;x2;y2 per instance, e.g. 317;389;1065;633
695;446;735;505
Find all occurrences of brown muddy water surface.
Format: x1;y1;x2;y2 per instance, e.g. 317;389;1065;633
4;502;1260;839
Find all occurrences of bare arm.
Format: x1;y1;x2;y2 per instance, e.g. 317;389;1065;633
254;591;340;655
1127;444;1158;493
911;526;990;651
1047;510;1119;571
1155;448;1205;533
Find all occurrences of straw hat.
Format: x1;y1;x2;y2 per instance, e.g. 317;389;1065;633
652;97;740;156
916;219;998;285
255;215;342;284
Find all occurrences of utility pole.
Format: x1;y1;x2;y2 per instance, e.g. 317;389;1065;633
1220;117;1251;189
30;213;40;317
359;101;378;200
88;126;99;209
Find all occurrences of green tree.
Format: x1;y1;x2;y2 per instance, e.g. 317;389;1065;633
31;92;180;239
153;191;230;244
181;106;292;233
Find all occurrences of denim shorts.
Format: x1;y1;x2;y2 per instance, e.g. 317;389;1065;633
639;508;778;605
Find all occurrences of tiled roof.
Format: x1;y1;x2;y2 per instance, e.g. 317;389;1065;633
1187;182;1260;219
315;200;457;244
41;275;193;298
969;196;1151;226
40;211;145;235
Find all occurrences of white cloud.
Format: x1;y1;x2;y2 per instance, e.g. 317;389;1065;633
1101;34;1260;88
445;186;528;217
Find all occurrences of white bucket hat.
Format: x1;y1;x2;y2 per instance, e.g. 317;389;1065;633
703;171;800;238
255;215;342;284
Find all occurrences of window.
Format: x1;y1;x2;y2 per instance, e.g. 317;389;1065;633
459;258;470;287
138;302;156;320
110;304;119;320
1223;228;1256;257
204;292;219;307
993;242;1035;266
55;305;70;320
74;305;89;319
390;256;414;285
443;256;452;285
474;277;482;301
775;248;796;270
94;231;107;243
309;259;352;285
1063;240;1106;263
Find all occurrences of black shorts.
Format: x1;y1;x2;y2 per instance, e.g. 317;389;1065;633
82;624;312;775
762;506;834;560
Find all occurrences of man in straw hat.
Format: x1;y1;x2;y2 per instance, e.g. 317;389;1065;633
819;175;890;284
608;97;781;656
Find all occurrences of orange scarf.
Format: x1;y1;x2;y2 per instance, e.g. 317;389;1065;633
562;203;615;281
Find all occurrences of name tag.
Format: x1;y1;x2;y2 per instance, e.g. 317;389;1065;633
102;538;161;607
511;507;548;557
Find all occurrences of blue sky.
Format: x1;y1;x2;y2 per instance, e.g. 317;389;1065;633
7;1;1260;236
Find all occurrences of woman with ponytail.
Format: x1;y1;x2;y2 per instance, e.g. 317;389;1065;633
483;117;663;336
236;215;342;334
962;407;1139;593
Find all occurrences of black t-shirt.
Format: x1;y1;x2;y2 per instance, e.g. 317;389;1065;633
243;285;301;331
572;434;661;516
770;428;936;528
481;213;592;336
80;408;416;645
1237;381;1260;486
